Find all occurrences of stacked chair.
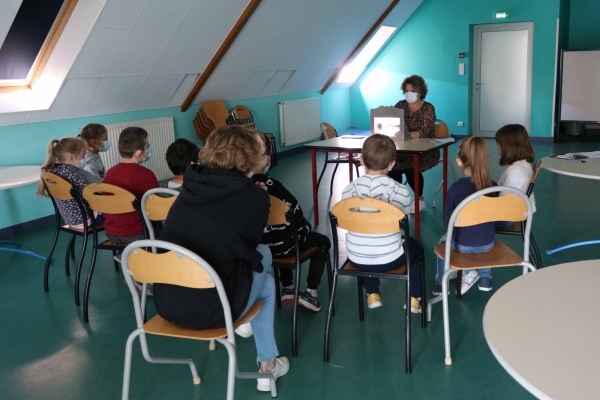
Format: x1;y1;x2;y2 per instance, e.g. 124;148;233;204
192;100;230;145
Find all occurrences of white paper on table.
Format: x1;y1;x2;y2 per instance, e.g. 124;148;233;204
575;151;600;158
435;138;456;143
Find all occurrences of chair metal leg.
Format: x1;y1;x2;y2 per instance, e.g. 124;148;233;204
273;268;281;309
70;235;76;259
442;268;453;365
65;234;76;277
433;180;443;208
325;252;334;316
83;244;99;322
324;271;339;362
329;163;340;194
531;233;543;268
357;277;364;322
122;328;143;400
292;264;301;356
420;256;427;328
405;279;412;374
456;270;462;300
316;153;330;190
219;338;237;400
44;229;60;292
113;250;120;271
73;231;89;306
354;161;360;178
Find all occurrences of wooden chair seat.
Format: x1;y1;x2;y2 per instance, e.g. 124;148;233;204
434;241;523;270
144;301;261;341
344;262;407;275
272;247;321;265
98;240;127;248
64;224;104;233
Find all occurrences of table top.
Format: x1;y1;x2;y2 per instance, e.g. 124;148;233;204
304;137;454;153
483;260;600;400
542;155;600;180
0;166;41;190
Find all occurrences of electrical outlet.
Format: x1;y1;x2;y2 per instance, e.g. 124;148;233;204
458;121;464;127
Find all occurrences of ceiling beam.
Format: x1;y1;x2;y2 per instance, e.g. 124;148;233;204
181;0;262;112
320;0;399;95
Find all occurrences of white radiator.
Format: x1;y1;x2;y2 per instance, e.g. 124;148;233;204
278;97;321;146
100;117;175;181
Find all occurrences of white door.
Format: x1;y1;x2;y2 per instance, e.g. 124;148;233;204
472;23;533;137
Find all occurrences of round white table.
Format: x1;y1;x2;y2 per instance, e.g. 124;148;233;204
483;260;600;400
542;156;600;255
0;166;47;260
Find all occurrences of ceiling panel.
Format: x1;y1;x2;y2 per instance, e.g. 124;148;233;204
235;71;275;99
167;74;199;107
260;70;294;97
187;33;227;73
278;1;324;38
129;73;186;111
252;0;299;37
214;0;249;34
193;72;224;103
69;28;129;79
280;68;330;94
253;36;298;72
83;76;146;116
152;32;212;75
207;72;251;100
28;78;101;123
133;0;195;31
95;0;147;29
226;36;276;73
178;0;234;33
0;111;31;127
106;30;174;76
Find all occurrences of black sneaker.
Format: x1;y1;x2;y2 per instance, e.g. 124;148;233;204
281;287;296;305
478;277;492;292
433;282;443;296
298;291;322;312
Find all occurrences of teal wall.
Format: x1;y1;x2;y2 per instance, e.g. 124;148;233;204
350;0;561;138
568;0;600;50
0;89;350;230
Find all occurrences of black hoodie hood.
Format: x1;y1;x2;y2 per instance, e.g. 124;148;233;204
180;164;255;205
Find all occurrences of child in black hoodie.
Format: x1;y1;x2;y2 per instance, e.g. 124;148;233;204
252;134;331;312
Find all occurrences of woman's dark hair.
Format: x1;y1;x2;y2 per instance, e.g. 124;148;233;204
166;138;200;175
495;124;535;166
401;75;428;99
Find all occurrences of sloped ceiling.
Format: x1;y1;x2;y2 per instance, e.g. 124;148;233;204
0;0;422;125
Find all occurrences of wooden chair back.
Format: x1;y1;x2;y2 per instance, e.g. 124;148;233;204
143;191;178;222
330;197;406;234
125;247;215;289
455;192;528;227
229;105;256;127
200;100;229;127
268;195;290;225
41;172;73;201
82;183;137;214
434;119;450;139
320;122;337;140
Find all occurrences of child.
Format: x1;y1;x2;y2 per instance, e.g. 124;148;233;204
162;138;199;190
341;134;424;312
252;134;331;312
433;137;497;296
495;124;536;213
102;127;159;251
78;123;109;182
37;138;104;228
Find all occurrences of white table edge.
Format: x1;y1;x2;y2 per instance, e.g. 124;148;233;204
483;304;552;400
541;156;600;180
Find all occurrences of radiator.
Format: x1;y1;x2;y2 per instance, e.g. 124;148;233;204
278;97;321;146
99;117;175;182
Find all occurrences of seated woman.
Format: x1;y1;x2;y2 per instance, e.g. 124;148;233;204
153;126;288;393
388;74;439;213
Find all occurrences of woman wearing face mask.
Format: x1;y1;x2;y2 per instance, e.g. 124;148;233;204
389;74;439;213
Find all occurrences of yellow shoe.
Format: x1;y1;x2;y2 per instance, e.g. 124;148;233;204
367;293;382;309
403;297;422;313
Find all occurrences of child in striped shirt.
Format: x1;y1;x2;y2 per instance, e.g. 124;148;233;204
341;134;424;312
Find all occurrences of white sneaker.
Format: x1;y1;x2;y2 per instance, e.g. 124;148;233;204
235;322;253;338
460;270;479;295
407;199;427;214
257;357;290;392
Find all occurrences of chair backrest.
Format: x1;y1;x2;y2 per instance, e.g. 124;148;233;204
320;122;337;140
82;183;138;214
268;195;290;225
526;159;542;196
434;119;450;139
330;197;406;235
141;188;180;240
41;171;74;201
121;240;236;337
229;105;256;126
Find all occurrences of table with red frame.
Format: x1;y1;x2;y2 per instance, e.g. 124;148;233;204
304;137;455;237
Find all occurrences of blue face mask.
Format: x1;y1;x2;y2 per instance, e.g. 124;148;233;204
99;139;111;152
75;158;88;169
142;145;153;163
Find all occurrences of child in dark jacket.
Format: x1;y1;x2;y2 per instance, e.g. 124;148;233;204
252;134;330;312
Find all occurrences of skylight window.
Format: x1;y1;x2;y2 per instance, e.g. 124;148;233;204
0;0;75;89
337;25;397;84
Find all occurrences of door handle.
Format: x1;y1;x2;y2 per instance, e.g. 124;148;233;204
476;83;485;86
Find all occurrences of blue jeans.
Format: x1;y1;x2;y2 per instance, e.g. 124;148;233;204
106;233;146;258
242;244;279;362
435;233;494;284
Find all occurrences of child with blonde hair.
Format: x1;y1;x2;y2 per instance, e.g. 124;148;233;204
37;138;103;228
433;137;497;295
78;123;109;182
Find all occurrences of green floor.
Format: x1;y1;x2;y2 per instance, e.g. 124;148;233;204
2;137;600;399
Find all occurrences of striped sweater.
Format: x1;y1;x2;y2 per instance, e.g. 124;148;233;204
341;174;412;265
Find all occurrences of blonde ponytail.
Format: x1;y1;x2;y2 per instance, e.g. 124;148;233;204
457;137;493;191
36;138;87;198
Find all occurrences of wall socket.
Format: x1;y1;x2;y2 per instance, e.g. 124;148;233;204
458;121;464;127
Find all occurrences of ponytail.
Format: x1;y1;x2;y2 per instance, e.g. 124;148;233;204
457;137;493;191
